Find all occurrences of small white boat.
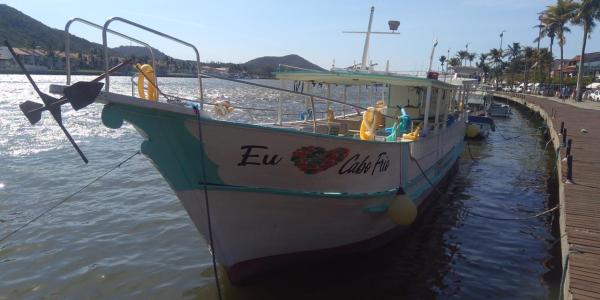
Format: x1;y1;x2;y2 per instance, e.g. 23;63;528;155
465;89;495;139
488;102;512;117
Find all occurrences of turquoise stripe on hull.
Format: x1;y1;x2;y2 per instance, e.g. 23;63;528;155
102;103;223;190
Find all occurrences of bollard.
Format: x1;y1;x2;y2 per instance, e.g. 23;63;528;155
566;154;573;182
562;128;567;146
566;139;572;156
560;121;564;134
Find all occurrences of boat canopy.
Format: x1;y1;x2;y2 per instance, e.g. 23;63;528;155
274;69;456;90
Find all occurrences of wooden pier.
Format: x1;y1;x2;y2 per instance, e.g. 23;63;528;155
498;92;600;300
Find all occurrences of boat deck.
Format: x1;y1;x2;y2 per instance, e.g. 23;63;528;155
499;92;600;300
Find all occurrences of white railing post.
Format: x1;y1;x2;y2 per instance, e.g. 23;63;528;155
423;85;432;135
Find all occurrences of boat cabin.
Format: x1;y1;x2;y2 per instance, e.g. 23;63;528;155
274;68;469;141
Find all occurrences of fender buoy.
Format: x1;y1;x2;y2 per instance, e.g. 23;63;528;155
402;126;421;141
326;109;335;122
387;195;417;225
359;107;376;140
136;63;158;101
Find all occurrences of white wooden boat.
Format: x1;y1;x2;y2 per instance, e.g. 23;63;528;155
15;9;469;283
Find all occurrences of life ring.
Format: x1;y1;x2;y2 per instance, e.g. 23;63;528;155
136;63;158;101
359;107;377;140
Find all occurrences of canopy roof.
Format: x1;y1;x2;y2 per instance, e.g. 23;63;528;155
274;69;457;89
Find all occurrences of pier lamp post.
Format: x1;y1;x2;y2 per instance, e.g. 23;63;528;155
447;48;451;73
499;30;506;52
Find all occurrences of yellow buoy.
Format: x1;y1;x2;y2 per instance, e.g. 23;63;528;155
387;195;417;225
359;107;376;140
466;124;480;138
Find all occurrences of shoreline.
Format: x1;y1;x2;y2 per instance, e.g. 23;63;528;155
0;70;275;79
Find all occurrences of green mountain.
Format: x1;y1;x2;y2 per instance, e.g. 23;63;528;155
244;54;325;77
0;4;325;77
0;4;99;52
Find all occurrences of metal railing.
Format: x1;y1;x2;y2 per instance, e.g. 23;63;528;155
101;17;204;109
64;18;157;86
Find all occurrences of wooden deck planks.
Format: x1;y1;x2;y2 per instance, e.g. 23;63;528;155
499;93;600;300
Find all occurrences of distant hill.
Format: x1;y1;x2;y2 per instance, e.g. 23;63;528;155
111;46;168;60
0;4;324;77
0;4;99;52
244;54;325;77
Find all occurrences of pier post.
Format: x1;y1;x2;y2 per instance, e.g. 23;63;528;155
562;128;567;147
566;139;572;157
560;121;564;134
566;154;573;182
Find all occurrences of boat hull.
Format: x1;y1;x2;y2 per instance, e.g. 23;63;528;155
466;115;495;139
178;157;460;283
96;91;466;283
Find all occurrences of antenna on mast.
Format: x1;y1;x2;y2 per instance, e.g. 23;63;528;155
343;6;400;72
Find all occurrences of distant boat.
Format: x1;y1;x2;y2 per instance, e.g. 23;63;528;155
488;102;512;117
465;88;495;139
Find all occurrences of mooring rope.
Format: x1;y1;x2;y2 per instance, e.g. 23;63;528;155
0;151;140;244
192;106;223;300
464;205;559;221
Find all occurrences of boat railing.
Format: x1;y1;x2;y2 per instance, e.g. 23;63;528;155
64;18;157;86
101;17;204;108
61;17;467;135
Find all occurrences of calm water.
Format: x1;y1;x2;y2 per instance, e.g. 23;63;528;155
0;75;559;299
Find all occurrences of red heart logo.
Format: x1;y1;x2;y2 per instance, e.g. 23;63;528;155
291;146;349;174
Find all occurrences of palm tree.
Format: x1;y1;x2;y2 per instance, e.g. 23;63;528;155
457;50;469;66
505;43;522;85
534;48;553;82
506;42;522;61
544;0;578;96
523;46;535;93
535;13;558;83
439;55;447;72
572;0;600;100
467;52;476;67
477;53;490;81
448;57;462;69
489;48;504;89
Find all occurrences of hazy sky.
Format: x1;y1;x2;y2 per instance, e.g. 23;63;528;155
4;0;599;71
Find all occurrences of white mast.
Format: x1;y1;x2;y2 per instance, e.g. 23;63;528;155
343;7;399;72
427;39;438;72
361;6;375;70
